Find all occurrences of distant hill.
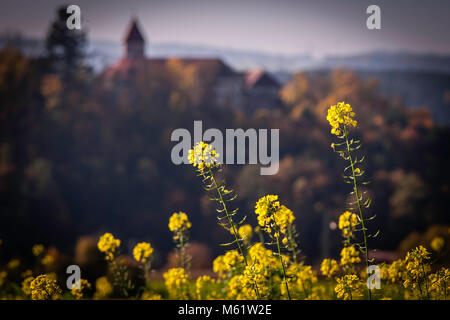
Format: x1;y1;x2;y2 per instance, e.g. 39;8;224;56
294;69;450;126
2;36;450;125
2;35;450;74
87;41;450;74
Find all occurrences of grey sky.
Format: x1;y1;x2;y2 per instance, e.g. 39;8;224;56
0;0;449;57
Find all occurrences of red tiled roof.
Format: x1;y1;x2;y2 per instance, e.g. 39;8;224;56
244;69;280;89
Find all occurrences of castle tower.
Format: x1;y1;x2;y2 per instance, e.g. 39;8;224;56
124;18;145;59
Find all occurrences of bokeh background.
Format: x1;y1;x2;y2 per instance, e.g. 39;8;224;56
0;0;449;279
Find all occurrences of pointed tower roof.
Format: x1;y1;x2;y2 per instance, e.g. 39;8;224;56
124;18;145;43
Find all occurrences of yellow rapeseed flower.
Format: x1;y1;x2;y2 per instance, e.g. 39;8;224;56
41;254;54;266
428;268;450;299
22;276;34;296
30;274;62;300
338;211;359;238
163;267;190;299
168;211;192;236
255;195;295;237
7;259;20;270
71;279;91;300
340;246;361;266
94;276;113;298
196;275;217;300
32;244;44;257
238;224;253;242
188;141;220;171
326;102;357;136
133;242;154;263
97;232;120;261
335;274;364;300
431;236;445;252
320;258;340;278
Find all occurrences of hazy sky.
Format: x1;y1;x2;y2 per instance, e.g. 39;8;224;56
1;0;449;57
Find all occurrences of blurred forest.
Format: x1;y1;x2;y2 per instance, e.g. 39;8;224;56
0;8;449;271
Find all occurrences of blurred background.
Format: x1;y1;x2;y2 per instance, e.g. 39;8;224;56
0;0;449;278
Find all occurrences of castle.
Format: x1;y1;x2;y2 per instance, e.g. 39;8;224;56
101;18;281;112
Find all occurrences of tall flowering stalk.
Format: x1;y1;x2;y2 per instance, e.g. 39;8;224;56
133;242;154;286
188;141;261;299
327;102;377;299
97;233;133;297
254;195;295;300
169;211;192;269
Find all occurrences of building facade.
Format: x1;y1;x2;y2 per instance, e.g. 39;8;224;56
101;18;281;112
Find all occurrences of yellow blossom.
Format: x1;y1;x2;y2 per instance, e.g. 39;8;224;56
71;279;91;300
168;211;192;238
255;195;295;237
338;211;359;238
431;236;445;252
94;276;113;298
30;274;62;300
320;259;340;278
163;267;190;299
213;250;243;278
32;244;44;257
196;275;217;300
334;274;364;300
326;102;357;136
97;232;121;261
133;242;154;263
238;224;253;242
141;291;162;300
7;259;20;269
41;254;54;266
22;276;34;296
188;141;220;171
340;246;361;266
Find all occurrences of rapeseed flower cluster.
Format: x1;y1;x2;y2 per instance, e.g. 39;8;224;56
97;232;120;260
254;195;294;238
32;244;44;257
285;265;318;299
240;263;270;299
71;279;91;300
334;274;364;300
238;224;253;242
168;211;192;236
429;268;449;299
195;275;217;300
403;246;431;296
340;246;361;267
431;236;445;252
163;267;190;299
188;141;220;171
133;242;154;263
30;274;62;300
213;250;244;279
94;276;113;299
326;101;357;136
338;211;358;238
1;102;448;301
320;259;340;278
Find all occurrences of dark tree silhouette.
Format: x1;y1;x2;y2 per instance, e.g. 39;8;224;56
45;6;86;74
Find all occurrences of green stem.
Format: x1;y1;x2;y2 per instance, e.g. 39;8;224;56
207;167;261;299
343;126;371;300
421;264;430;300
179;232;185;269
276;233;291;300
287;225;298;264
